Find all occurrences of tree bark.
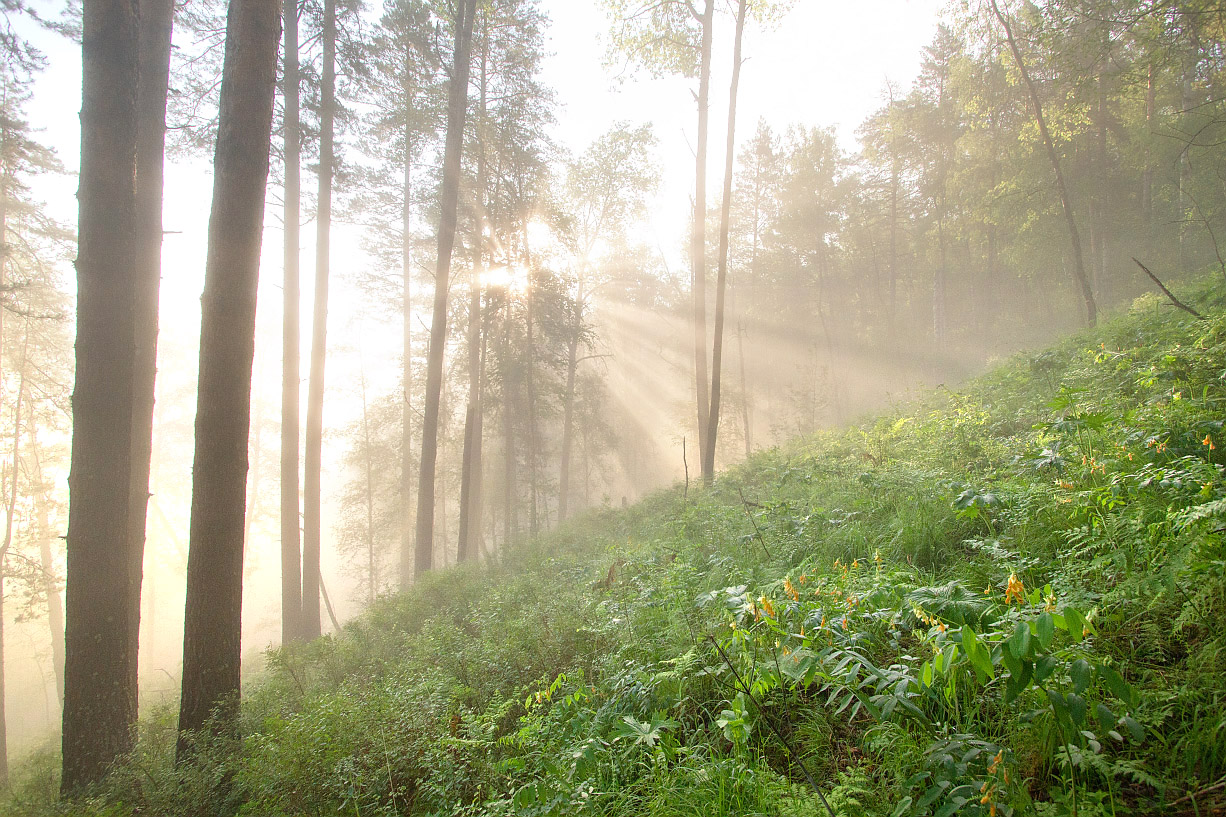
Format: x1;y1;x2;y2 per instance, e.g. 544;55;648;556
398;129;413;588
557;294;581;523
0;335;28;787
691;0;714;480
30;428;64;708
359;364;376;602
281;0;303;644
61;0;141;789
703;0;746;484
415;0;476;576
458;25;488;562
126;0;173;709
302;0;336;640
176;0;279;758
990;0;1096;327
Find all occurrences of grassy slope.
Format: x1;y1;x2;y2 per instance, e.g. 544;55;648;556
11;285;1226;816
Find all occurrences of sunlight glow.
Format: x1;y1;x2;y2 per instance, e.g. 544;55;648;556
479;265;530;295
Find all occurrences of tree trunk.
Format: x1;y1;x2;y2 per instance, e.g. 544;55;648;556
557;297;581;523
280;0;303;644
458;28;488;562
176;0;279;758
302;0;336;639
524;259;539;535
691;0;714;479
360;364;376;603
502;296;516;546
398;129;413;589
415;0;476;576
990;0;1096;327
127;0;173;708
704;0;746;484
31;430;65;707
1142;61;1153;235
61;0;142;790
0;337;28;786
736;320;751;456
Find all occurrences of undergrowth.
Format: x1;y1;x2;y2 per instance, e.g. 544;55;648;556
8;282;1226;815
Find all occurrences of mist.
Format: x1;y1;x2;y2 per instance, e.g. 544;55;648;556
2;0;1224;800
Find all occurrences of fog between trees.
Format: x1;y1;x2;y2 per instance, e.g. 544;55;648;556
0;0;1223;790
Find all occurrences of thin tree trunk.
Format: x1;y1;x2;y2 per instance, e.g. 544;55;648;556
280;0;303;644
360;362;376;603
524;245;539;535
704;0;746;484
416;0;476;576
1142;61;1154;235
0;333;28;787
557;297;581;523
302;0;336;639
398;130;413;588
30;429;64;707
458;27;488;562
176;0;279;758
503;296;515;546
990;0;1096;326
61;0;142;789
736;320;751;457
691;0;714;479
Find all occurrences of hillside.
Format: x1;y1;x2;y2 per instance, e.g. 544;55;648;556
13;284;1226;815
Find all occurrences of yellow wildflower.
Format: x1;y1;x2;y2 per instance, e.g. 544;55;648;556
1205;434;1216;451
784;578;800;602
1004;573;1026;605
759;595;776;619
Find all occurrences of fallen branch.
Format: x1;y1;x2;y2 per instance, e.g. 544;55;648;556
1165;774;1226;808
1134;258;1202;318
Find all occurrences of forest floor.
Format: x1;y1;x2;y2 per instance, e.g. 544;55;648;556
9;278;1226;816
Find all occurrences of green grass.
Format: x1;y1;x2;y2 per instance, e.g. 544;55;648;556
9;281;1226;816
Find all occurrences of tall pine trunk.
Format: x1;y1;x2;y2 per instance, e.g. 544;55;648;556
704;0;747;484
281;0;303;644
458;27;488;562
691;0;714;480
61;0;142;789
302;0;336;639
176;0;279;757
398;129;413;588
415;0;476;576
127;0;173;713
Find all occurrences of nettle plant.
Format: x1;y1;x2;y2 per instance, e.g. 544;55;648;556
701;558;1143;817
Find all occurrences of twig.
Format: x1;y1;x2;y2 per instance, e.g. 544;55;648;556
737;486;772;559
683;437;690;503
1133;258;1203;318
319;575;342;632
708;636;836;817
1166;774;1226;807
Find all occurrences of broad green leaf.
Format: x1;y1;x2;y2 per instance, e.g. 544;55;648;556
1095;703;1115;732
1033;654;1059;684
1008;621;1031;659
1036;612;1055;649
1098;665;1135;706
1070;658;1091;694
1067;692;1087;726
1063;607;1087;642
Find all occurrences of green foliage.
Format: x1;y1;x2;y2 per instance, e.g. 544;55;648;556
13;281;1226;815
